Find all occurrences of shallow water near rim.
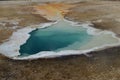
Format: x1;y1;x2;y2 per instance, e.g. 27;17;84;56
19;20;93;56
18;20;120;58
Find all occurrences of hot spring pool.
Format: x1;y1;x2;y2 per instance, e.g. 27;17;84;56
0;20;120;59
19;20;92;56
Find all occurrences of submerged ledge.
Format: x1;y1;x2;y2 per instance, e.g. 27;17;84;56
0;19;120;60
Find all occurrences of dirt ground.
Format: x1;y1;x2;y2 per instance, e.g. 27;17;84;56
66;1;120;34
0;0;120;80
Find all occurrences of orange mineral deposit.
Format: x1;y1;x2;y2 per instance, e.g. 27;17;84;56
32;3;75;21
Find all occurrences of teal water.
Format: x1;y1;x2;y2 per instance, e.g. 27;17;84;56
19;20;93;56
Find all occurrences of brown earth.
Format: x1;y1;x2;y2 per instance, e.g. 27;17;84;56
0;1;120;80
66;1;120;34
0;5;49;43
0;46;120;80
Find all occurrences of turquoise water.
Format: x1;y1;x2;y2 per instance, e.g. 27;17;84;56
19;20;93;56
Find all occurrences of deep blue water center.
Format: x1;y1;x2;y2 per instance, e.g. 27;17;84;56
19;20;93;56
